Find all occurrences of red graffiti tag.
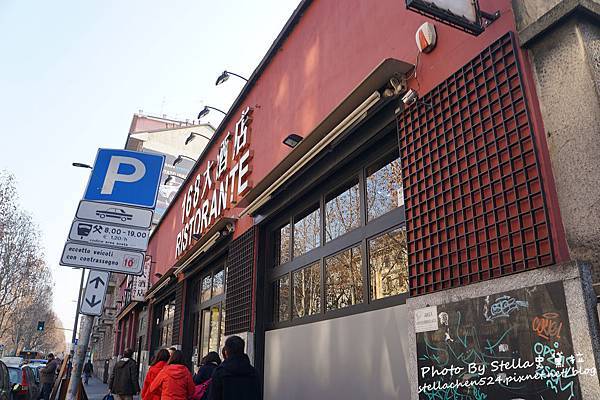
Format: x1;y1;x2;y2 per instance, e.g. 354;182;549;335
532;312;563;340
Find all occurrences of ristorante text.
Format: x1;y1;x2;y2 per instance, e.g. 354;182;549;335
176;107;253;257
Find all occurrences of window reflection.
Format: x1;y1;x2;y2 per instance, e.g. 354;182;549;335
325;246;364;311
200;309;210;357
293;206;320;258
369;227;408;300
212;269;224;297
367;154;404;221
325;179;360;242
208;305;220;351
274;275;290;322
201;275;212;302
293;262;321;318
276;224;291;265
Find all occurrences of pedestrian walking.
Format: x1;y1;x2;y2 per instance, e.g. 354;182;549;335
83;360;94;384
141;349;170;400
207;336;261;400
103;360;110;384
108;348;141;400
39;353;60;400
192;352;221;400
149;350;195;400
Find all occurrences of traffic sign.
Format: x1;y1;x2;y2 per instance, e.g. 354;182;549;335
76;200;153;229
60;242;145;275
68;219;150;251
80;270;109;316
83;149;165;208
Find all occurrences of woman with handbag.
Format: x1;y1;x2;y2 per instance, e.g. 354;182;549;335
192;352;221;400
141;349;170;400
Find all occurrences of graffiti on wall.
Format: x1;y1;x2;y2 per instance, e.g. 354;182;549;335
416;281;594;400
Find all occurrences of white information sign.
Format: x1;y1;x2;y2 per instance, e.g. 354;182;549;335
68;219;149;251
60;242;144;275
415;305;439;333
131;256;151;301
80;270;110;316
76;200;154;229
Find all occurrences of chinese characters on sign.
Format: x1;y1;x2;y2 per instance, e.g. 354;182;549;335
175;107;253;257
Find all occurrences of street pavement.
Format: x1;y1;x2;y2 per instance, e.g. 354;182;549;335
83;376;141;400
83;376;109;400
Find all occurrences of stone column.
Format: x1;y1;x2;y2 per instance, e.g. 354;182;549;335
511;0;600;285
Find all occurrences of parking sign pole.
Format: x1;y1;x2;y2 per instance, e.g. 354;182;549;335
66;313;94;400
71;268;86;344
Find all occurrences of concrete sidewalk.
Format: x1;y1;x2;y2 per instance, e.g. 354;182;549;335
82;376;109;400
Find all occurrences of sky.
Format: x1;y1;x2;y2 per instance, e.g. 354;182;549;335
0;0;300;344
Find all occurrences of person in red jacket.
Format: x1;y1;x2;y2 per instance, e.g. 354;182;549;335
149;350;195;400
141;349;170;400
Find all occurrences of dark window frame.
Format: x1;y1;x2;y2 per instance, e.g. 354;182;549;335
266;128;408;330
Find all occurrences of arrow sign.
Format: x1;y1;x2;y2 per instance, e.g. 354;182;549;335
80;270;110;316
85;295;102;308
89;276;105;289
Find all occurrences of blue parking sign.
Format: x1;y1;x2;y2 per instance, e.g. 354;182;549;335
84;149;165;208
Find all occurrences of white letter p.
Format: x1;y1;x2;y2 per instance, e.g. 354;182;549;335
101;156;146;195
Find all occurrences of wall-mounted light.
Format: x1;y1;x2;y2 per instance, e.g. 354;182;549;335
173;155;197;166
164;174;185;185
197;106;227;120
185;131;213;146
72;162;93;169
215;70;248;86
283;133;304;148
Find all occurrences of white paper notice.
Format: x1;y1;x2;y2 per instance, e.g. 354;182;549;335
415;306;439;333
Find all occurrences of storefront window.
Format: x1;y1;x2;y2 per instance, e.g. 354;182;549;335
275;224;291;265
200;309;210;357
369;227;408;300
293;262;321;318
212;269;225;297
157;299;175;348
325;178;360;242
366;154;404;222
293;205;320;258
268;144;407;328
273;275;290;322
208;305;220;351
201;275;212;302
325;245;364;311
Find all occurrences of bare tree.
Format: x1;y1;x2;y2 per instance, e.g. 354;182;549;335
0;171;61;355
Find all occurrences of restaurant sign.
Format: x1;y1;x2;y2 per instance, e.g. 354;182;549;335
175;107;253;257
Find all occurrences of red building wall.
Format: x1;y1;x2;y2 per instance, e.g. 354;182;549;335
146;0;568;293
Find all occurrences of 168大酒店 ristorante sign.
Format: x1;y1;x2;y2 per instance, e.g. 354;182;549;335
175;107;253;257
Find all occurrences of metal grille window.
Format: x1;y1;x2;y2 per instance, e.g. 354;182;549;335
269;135;407;328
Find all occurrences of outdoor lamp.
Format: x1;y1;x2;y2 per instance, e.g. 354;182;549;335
72;162;92;169
197;106;227;120
283;133;304;148
185;131;213;145
173;155;197;166
164;174;185;185
215;70;248;86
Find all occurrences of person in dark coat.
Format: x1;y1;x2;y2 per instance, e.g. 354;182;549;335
193;352;221;400
39;353;60;400
193;352;221;385
109;348;140;400
207;336;261;400
83;360;94;384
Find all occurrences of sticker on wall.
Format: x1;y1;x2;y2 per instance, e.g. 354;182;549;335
415;281;589;400
415;306;439;333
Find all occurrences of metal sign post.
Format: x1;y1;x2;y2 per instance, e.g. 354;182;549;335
64;149;164;400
